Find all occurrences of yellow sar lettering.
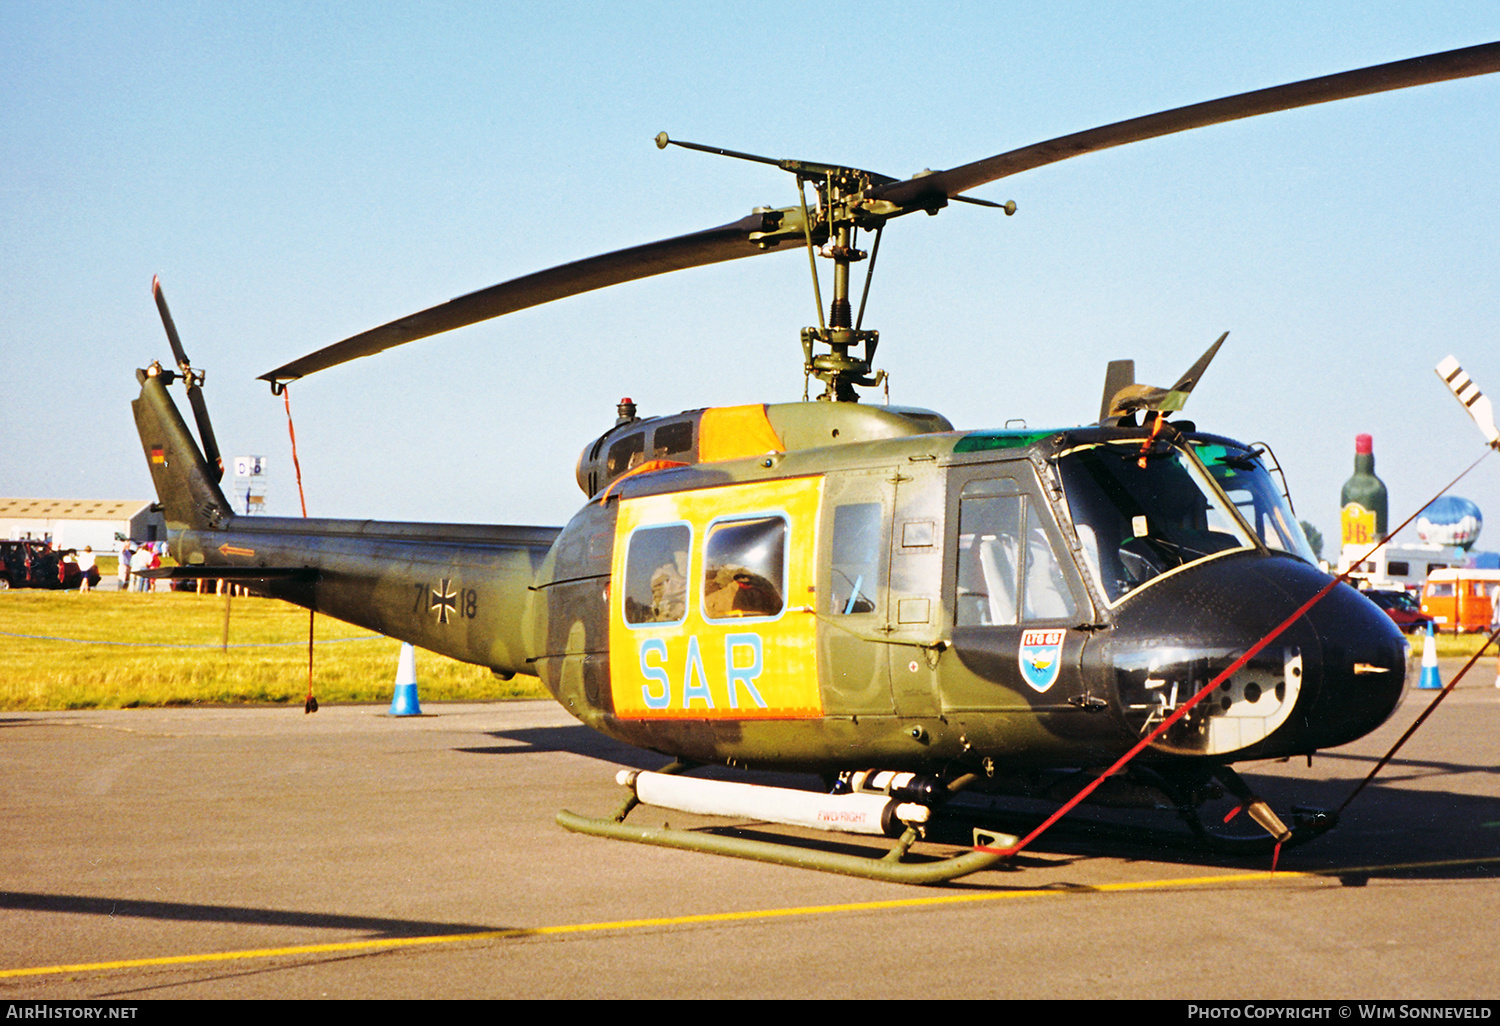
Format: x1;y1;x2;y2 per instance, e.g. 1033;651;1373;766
638;633;767;710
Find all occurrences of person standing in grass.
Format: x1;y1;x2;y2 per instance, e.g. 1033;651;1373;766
76;546;96;592
130;544;153;592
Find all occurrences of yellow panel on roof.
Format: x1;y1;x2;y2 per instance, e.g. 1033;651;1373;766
698;405;784;463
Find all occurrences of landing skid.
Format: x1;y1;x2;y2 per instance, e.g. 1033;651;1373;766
557;762;1337;882
557;764;1019;885
938;798;1335;858
945;763;1339;858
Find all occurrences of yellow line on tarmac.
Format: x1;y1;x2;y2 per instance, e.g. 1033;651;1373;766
3;856;1494;980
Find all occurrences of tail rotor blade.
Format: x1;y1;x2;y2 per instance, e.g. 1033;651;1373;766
151;276;224;481
152;275;192;374
186;385;224;481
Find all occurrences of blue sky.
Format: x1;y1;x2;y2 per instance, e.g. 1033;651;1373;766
4;1;1500;554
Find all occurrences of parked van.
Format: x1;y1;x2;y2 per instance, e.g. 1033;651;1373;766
1419;569;1500;633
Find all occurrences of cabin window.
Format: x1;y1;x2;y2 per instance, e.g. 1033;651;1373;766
829;502;882;614
652;421;693;458
606;433;646;477
622;523;691;626
1388;561;1410;577
955;488;1076;626
702;515;786;620
1429;582;1455;598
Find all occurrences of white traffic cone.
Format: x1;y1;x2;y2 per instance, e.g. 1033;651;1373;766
390;642;423;716
1418;623;1442;690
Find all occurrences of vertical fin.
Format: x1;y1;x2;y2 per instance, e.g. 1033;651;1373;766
132;368;234;530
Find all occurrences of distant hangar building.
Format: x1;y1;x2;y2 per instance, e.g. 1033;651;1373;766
0;499;163;553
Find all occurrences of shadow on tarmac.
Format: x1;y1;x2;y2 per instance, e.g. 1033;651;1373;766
453;722;1500;885
0;890;504;937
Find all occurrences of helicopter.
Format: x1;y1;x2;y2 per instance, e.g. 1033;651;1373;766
133;41;1500;884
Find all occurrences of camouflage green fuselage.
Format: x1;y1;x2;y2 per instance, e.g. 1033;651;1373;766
135;371;1406;776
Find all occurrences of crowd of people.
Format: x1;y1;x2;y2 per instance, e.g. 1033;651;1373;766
117;540;168;591
0;539;173;592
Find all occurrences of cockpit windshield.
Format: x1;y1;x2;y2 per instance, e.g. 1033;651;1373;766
1057;440;1255;602
1191;440;1318;566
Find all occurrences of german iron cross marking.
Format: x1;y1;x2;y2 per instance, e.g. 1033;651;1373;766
430;579;458;624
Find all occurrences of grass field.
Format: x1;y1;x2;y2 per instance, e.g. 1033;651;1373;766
2;585;1492;711
1428;628;1500;658
0;589;549;710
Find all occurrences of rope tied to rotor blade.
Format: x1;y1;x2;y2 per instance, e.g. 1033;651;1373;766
977;445;1494;861
279;385;317;713
282;385;309;518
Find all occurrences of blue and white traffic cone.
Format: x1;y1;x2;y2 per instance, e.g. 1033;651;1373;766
1418;623;1442;690
390;642;423;716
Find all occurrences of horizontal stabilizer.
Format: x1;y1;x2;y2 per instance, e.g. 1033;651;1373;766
1435;356;1500;447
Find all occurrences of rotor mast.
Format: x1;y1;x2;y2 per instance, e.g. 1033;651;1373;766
800;168;884;402
657;134;896;402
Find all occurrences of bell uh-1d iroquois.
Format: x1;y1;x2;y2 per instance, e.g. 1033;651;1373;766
134;42;1500;883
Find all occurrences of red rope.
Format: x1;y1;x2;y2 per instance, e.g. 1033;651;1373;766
280;385;317;712
1336;624;1500;814
282;386;308;519
979;573;1344;856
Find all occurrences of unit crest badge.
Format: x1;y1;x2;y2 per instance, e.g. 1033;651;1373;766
1018;629;1065;692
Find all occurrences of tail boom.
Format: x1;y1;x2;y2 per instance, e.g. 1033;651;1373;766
133;367;560;677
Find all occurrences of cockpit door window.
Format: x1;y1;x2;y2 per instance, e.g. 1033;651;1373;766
955;480;1079;626
829;501;883;615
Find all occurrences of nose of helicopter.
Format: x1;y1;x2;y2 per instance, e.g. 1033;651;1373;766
1106;555;1407;760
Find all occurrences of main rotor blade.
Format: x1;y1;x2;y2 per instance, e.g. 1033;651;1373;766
261;210;796;383
871;40;1500;209
1098;359;1135;423
261;41;1499;384
1161;331;1228;412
